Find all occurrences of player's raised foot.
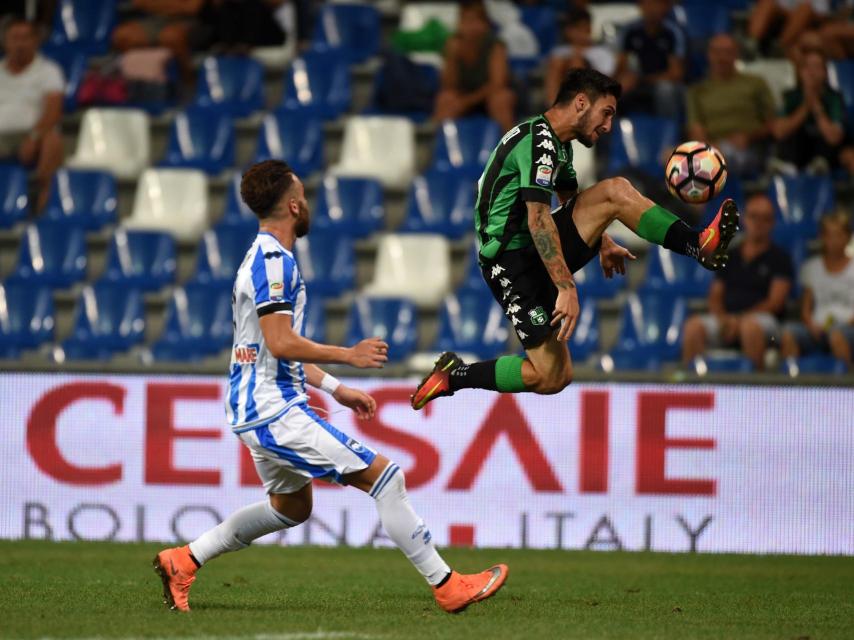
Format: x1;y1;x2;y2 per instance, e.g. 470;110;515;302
698;198;739;271
153;545;198;612
433;564;509;613
411;351;463;410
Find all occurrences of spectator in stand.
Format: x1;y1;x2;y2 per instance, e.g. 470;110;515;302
781;211;854;369
772;48;847;173
749;0;835;53
433;0;515;132
188;0;286;56
681;194;794;371
686;34;776;177
544;8;617;106
0;18;64;212
614;0;686;120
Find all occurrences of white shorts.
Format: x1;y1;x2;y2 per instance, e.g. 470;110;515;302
238;403;377;495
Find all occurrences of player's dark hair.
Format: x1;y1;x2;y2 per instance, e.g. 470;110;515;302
240;160;296;220
553;68;622;107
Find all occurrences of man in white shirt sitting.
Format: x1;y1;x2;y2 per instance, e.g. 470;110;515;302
0;18;64;211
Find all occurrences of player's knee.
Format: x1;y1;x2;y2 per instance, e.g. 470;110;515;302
603;177;636;205
373;462;406;500
269;493;311;523
531;365;572;395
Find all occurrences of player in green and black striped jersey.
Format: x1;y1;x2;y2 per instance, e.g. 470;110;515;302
412;68;740;409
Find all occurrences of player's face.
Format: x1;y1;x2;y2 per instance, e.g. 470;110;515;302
574;95;616;147
289;177;311;238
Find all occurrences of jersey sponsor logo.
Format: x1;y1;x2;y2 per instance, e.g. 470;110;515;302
490;265;505;278
535;154;554;166
529;306;548;326
537;139;556;152
233;344;259;364
535;165;553;186
269;281;284;300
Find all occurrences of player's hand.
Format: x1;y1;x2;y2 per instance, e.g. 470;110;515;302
599;235;636;279
551;285;580;342
348;337;389;368
333;385;377;420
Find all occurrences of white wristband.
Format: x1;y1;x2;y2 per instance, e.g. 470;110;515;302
320;373;341;395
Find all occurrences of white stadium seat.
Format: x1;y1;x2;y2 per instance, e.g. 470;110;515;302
363;233;451;306
399;3;459;31
67;108;150;180
124;168;209;241
572;140;596;189
589;4;640;45
251;1;298;70
330;116;416;190
735;58;796;109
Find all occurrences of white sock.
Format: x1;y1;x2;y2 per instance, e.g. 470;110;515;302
189;500;299;565
371;462;451;586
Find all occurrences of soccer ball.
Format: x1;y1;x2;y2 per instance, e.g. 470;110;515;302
664;141;727;204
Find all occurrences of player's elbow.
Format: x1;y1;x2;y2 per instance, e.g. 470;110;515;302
267;335;295;361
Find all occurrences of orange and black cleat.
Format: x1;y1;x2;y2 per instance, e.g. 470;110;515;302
411;351;463;410
433;564;509;613
153;545;198;612
698;198;739;271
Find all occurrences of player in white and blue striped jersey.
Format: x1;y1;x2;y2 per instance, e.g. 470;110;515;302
154;161;507;614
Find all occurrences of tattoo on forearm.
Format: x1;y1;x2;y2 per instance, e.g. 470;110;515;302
528;203;575;290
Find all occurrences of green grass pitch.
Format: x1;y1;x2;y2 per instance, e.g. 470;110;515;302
1;541;852;640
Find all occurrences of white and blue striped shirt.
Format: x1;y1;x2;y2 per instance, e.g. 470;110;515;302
226;232;307;431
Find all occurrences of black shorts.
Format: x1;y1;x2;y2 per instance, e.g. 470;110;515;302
480;197;601;349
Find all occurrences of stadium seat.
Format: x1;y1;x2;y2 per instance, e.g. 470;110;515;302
250;0;298;70
0;281;54;358
432;117;502;178
61;280;145;360
607;115;679;177
124;168;208;242
43;168;117;230
642;246;712;297
195;224;258;284
768;174;835;240
345;297;418;362
161;108;235;175
782;355;848;377
434;289;509;360
302;297;326;343
47;0;116;55
363;234;452;306
572;140;597;189
220;173;256;225
293;231;355;299
574;259;625;300
42;47;87;112
400;170;474;239
829;60;854;122
519;5;558;55
313;175;384;238
312;4;381;64
367;60;439;122
103;229;176;291
280;49;352;120
692;353;754;375
151;282;232;362
399;3;459;31
193;56;265;117
590;3;641;46
735;59;795;109
607;291;687;368
0;165;29;229
67;108;150;179
672;2;730;42
11;220;87;288
254;110;324;177
330;116;416;190
570;303;600;363
460;241;487;291
703;173;745;227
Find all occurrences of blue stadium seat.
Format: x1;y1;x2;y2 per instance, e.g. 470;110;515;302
434;289;509;360
0;165;29;229
830;59;854;122
642;246;712;297
574;259;625;300
47;0;116;55
11;220;87;288
254;110;324;177
606;115;679;177
151;282;232;362
672;2;730;41
195;224;257;284
62;280;145;360
294;231;355;299
346;297;418;362
193;56;265;117
220;173;256;225
280;49;352;120
782;354;847;376
42;47;87;111
432;117;502;178
570;303;600;362
311;4;380;63
519;6;558;55
0;281;54;358
103;229;176;291
694;353;754;374
461;242;486;291
367;60;439;122
768;174;836;241
43;168;117;230
400;170;474;238
303;298;326;343
313;176;384;238
608;291;687;368
161;108;235;175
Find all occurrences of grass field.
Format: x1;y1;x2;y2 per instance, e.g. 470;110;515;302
1;541;852;640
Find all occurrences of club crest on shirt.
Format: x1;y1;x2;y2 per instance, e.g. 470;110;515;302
535;165;553;186
346;437;365;453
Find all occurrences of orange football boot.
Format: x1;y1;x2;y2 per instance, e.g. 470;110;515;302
411;351;463;410
153;545;198;612
433;564;509;613
698;198;739;270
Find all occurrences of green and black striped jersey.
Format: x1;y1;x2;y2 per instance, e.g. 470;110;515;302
474;114;578;260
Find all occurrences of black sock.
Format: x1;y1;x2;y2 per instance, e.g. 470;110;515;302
449;360;498;391
435;571;453;588
663;219;700;258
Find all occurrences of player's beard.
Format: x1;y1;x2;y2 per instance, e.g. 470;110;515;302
294;200;311;238
573;110;595;148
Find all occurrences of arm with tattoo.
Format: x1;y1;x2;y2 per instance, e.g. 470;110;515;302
526;201;575;290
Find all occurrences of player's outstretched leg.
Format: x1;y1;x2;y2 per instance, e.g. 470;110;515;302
153;496;305;611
